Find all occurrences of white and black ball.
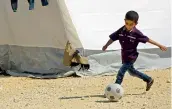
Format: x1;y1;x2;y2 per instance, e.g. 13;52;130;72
105;83;124;102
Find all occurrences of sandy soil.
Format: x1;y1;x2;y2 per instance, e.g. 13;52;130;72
0;68;171;109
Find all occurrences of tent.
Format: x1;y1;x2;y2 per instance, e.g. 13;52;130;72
0;0;171;78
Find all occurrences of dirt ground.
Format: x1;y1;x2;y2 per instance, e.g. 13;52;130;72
0;68;171;109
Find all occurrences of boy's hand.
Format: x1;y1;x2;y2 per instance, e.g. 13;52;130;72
102;39;114;51
102;45;107;51
148;39;167;51
159;45;167;51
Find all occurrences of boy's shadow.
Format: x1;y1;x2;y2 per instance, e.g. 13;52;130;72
59;92;146;103
59;94;105;100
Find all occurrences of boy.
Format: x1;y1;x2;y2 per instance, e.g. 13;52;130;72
102;11;167;91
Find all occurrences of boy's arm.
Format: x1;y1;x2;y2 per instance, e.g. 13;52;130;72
105;39;114;47
102;27;122;51
148;39;167;51
102;39;114;51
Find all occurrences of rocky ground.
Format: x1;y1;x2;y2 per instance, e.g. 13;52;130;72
0;68;171;109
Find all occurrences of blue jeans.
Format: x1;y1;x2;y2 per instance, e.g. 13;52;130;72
11;0;18;12
11;0;49;12
28;0;49;10
28;0;34;10
41;0;49;6
115;62;152;84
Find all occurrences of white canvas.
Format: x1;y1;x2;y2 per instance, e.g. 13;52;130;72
65;0;171;50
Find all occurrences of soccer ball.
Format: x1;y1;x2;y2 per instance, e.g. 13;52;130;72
105;83;124;102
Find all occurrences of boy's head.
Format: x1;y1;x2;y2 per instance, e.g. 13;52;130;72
124;11;139;31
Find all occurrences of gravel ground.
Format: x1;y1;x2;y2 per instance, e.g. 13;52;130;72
0;68;171;109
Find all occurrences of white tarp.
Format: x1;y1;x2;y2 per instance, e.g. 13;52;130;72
6;50;171;78
74;51;171;77
65;0;171;50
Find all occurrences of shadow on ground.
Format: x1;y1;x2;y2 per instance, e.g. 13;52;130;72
59;92;146;103
95;92;146;103
59;94;105;100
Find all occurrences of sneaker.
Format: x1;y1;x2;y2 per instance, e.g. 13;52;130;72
146;79;154;91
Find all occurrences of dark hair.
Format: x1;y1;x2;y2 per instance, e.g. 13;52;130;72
125;11;139;23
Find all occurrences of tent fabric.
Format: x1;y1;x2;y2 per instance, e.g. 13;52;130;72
74;51;171;77
0;0;170;78
0;0;171;49
3;48;171;78
0;0;84;78
1;0;82;49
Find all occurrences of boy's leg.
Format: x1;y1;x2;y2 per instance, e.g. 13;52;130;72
104;63;131;98
115;63;132;84
104;62;132;98
128;65;154;91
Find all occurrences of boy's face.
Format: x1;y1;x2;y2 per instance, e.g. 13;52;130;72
124;19;137;31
